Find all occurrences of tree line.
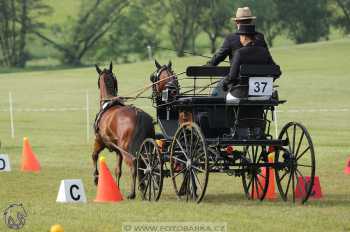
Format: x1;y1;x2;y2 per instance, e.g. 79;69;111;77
0;0;350;68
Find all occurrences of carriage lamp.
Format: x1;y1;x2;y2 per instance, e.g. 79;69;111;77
225;145;234;154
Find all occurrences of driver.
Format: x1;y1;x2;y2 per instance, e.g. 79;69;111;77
207;7;268;66
222;24;279;99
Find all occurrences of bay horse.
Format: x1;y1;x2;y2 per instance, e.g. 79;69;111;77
93;62;155;199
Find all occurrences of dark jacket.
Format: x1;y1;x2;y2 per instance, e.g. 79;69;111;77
223;42;277;98
208;32;267;66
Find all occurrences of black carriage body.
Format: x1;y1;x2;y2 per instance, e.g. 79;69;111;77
156;65;286;146
139;65;316;204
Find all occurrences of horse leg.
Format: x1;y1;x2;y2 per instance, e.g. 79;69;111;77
92;139;105;186
115;151;123;187
127;157;137;200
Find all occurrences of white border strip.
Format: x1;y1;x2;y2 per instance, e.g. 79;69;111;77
0;107;348;113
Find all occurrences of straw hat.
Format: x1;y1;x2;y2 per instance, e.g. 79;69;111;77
233;7;256;21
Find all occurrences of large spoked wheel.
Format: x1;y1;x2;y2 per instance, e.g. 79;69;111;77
241;145;270;201
275;122;315;204
170;122;209;203
137;138;163;201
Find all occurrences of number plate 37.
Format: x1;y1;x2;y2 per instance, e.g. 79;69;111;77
248;77;273;96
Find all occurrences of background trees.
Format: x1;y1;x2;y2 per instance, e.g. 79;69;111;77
274;0;330;44
332;0;350;33
0;0;348;68
33;0;129;66
0;0;51;67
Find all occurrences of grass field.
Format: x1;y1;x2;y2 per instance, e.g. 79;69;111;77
0;39;350;232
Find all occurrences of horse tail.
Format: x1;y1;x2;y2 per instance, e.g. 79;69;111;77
128;109;155;156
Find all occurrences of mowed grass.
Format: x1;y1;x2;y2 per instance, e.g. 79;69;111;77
0;39;350;232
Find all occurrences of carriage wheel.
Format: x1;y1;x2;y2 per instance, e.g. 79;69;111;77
137;138;163;201
275;122;315;203
170;122;209;203
241;145;270;201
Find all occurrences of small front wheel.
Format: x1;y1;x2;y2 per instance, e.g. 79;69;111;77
241;145;270;201
137;138;163;201
170;122;209;203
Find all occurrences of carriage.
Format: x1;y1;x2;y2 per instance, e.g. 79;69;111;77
136;64;315;204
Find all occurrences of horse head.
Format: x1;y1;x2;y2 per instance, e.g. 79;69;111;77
150;59;179;96
95;62;118;104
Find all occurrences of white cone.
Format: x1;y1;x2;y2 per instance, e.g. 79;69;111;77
56;179;87;203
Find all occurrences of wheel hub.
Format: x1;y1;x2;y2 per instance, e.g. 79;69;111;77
145;165;152;174
186;159;192;168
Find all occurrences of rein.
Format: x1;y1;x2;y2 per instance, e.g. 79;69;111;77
122;71;186;101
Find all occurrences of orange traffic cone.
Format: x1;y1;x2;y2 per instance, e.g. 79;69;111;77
344;157;350;174
94;156;123;202
265;153;277;200
254;152;277;200
21;137;41;172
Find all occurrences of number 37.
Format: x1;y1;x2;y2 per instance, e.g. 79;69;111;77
254;81;267;93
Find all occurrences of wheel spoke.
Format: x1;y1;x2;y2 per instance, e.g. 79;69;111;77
256;175;264;191
192;151;205;162
175;139;189;160
251;176;255;198
246;175;253;192
148;175;152;200
140;154;149;166
139;173;148;185
254;177;260;198
178;171;189;195
153;171;161;176
292;124;296;154
292;171;295;203
295;169;305;197
172;156;187;164
296;146;310;161
191;169;203;191
285;129;293;152
295;131;305;157
298;164;312;168
151;175;160;190
182;127;189;155
191;165;205;173
189;127;193;158
284;172;292;199
173;167;186;178
279;169;289;182
142;175;150;199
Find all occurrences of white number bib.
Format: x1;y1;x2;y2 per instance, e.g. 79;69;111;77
248;77;273;96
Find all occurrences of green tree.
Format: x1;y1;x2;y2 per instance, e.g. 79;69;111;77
0;0;51;67
199;0;234;53
34;0;129;66
166;0;206;56
333;0;350;33
92;1;161;63
274;0;330;44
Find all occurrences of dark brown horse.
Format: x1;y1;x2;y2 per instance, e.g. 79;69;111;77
150;60;179;95
93;62;155;199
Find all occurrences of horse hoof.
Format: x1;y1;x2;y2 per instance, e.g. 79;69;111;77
127;193;136;200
